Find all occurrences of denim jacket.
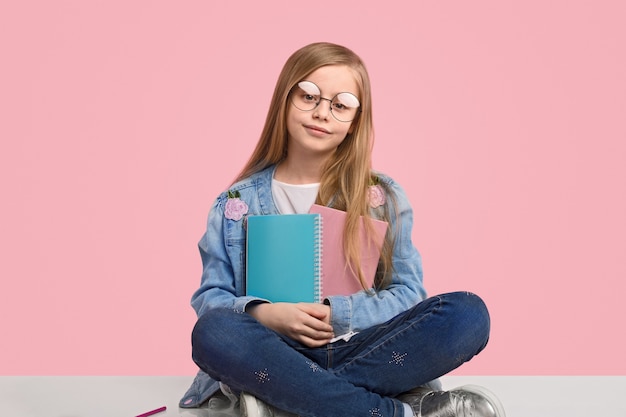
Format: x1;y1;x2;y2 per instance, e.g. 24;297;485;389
180;165;428;408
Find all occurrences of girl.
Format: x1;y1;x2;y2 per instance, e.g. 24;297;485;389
181;42;506;417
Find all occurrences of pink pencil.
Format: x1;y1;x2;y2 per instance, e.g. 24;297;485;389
135;406;166;417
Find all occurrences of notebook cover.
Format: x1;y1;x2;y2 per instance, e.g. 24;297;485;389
308;204;388;297
246;214;322;303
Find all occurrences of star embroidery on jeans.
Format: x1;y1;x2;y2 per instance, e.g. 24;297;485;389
389;351;408;366
369;407;383;417
254;368;270;384
305;360;322;373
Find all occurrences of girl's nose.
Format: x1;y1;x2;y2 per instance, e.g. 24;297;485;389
313;98;332;120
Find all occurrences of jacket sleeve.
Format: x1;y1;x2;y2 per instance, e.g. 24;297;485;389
324;179;428;336
190;194;264;317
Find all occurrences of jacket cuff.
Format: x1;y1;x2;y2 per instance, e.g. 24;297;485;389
325;296;352;335
234;296;269;314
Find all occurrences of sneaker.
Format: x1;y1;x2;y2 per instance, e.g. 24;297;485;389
239;392;298;417
398;385;506;417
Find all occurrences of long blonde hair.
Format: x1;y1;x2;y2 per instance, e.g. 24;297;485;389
235;42;394;290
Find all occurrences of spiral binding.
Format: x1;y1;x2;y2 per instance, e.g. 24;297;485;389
313;214;323;303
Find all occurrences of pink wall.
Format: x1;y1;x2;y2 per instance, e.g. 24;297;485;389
1;1;624;375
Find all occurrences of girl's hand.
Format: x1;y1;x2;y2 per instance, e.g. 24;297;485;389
246;302;334;348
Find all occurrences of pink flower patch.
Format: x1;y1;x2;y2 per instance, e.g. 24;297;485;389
224;190;248;221
368;184;386;208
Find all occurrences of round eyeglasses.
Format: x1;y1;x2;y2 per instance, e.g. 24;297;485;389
290;81;361;122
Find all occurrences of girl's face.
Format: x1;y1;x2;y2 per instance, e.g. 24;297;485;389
286;65;359;161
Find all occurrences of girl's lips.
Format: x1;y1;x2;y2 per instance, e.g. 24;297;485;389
304;124;331;134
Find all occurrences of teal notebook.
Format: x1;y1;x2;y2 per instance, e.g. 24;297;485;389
246;214;322;303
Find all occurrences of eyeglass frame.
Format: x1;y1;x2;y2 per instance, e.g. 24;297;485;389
289;81;361;123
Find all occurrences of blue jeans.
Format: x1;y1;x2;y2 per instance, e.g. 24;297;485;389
192;292;490;417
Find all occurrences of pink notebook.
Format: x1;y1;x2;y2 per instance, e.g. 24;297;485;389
309;204;388;296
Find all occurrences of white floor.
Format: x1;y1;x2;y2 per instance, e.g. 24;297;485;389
1;375;623;416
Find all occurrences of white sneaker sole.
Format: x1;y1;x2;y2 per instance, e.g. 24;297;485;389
240;392;262;417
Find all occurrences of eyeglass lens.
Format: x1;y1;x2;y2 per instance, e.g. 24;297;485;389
291;81;360;122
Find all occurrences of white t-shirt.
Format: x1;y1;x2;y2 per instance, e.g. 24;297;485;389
271;179;320;214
